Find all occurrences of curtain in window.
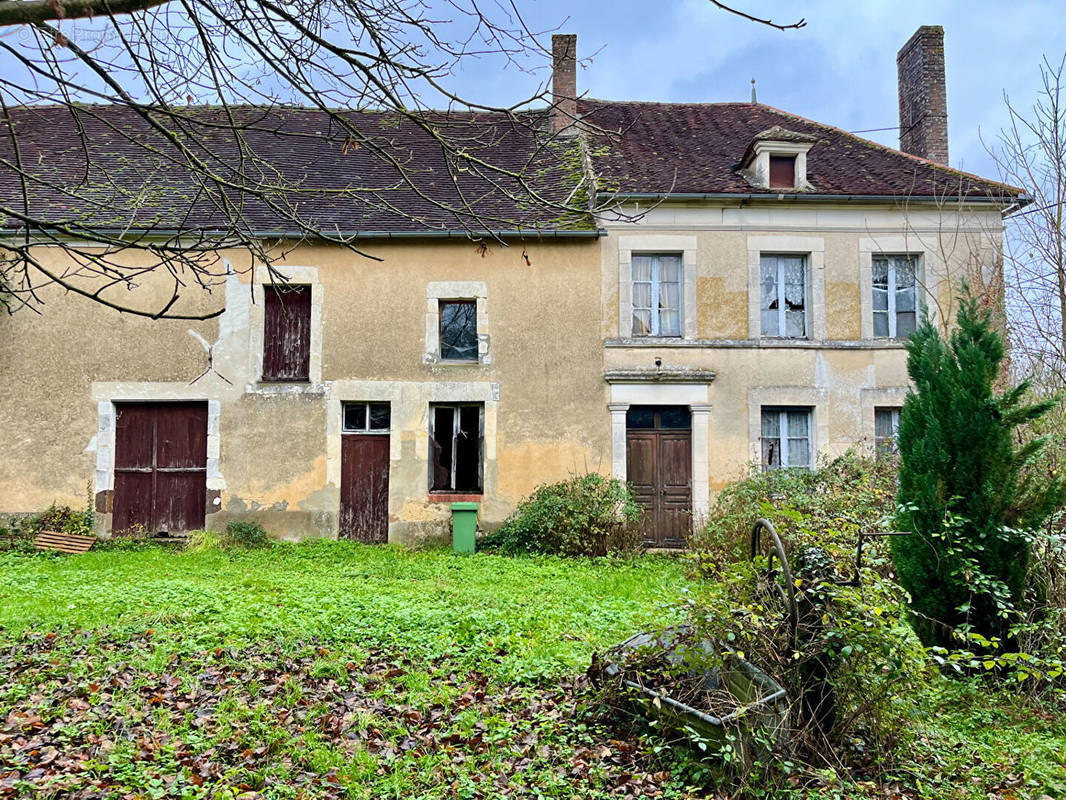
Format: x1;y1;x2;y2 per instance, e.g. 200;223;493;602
872;259;890;337
894;257;917;337
786;410;811;468
632;256;654;335
761;255;807;338
658;256;681;336
873;256;918;338
783;257;807;338
760;257;780;336
761;410;782;468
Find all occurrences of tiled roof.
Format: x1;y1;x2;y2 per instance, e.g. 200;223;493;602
0;104;594;237
0;100;1022;240
578;99;1023;200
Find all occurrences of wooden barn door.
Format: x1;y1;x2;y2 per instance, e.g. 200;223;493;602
112;402;207;534
340;435;390;542
625;406;692;548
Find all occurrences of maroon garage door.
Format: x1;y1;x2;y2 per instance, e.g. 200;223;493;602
112;402;208;534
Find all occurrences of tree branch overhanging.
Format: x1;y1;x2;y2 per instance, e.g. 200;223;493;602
0;0;170;26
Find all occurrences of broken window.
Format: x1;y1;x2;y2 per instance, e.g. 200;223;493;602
439;300;478;361
262;284;311;381
761;407;812;470
873;255;918;339
769;155;796;188
343;402;391;433
430;404;483;493
760;254;808;338
632;254;682;337
874;406;901;457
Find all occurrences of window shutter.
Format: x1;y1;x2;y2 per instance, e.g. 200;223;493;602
769;156;796;188
263;285;311;381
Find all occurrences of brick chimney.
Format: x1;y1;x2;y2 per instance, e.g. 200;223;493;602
551;34;578;135
897;26;949;164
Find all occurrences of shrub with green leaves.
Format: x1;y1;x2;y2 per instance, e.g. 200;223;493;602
486;473;642;557
693;450;897;568
223;520;272;549
26;504;93;538
893;294;1066;647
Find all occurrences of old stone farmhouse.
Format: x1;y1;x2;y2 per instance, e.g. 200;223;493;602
0;27;1022;546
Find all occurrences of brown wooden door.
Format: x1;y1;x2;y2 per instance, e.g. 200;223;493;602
113;402;207;534
340;434;390;542
626;429;692;548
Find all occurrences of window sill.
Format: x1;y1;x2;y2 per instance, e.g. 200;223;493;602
605;338;909;350
428;493;483;503
251;381;325;396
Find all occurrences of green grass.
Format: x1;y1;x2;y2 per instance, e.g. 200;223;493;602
0;542;699;799
1;541;1064;800
0;541;685;683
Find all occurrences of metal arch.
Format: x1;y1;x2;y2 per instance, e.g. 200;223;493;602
749;518;799;653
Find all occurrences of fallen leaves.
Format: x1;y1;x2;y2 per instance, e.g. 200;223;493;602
0;629;693;799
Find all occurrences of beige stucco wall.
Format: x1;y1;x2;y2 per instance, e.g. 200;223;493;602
0;238;608;542
0;198;1006;542
600;200;1005;497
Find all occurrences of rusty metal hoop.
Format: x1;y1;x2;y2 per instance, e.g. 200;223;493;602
749;518;799;653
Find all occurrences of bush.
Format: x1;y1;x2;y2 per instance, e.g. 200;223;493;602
631;457;930;793
486;474;642;557
693;450;897;569
26;503;94;538
223;520;272;549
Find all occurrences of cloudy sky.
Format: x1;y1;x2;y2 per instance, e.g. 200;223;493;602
446;0;1064;181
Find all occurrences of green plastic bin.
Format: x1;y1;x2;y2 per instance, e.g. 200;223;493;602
451;502;479;553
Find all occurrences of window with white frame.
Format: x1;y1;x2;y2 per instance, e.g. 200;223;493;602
872;255;918;339
343;402;391;433
760;254;808;338
761;407;813;470
874;406;901;456
632;254;682;337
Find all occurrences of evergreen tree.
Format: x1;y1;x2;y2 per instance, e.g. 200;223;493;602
892;294;1065;648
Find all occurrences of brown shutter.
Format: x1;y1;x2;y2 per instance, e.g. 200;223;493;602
769;155;796;188
263;285;312;381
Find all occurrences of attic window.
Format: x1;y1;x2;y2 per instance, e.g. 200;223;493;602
769;156;796;188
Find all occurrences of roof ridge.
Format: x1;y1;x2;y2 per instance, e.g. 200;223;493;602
580;97;753;108
751;103;1024;197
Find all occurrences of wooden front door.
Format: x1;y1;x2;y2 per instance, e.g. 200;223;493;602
112;402;208;534
626;406;692;548
340;434;390;542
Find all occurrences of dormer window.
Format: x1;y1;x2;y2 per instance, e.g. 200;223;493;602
769;156;796;188
740;126;817;191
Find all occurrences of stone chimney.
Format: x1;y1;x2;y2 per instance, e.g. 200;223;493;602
897;26;949;164
551;34;578;135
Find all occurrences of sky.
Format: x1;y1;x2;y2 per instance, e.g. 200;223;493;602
2;0;1060;183
441;0;1065;181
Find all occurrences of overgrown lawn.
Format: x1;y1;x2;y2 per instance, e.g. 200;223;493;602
0;542;696;799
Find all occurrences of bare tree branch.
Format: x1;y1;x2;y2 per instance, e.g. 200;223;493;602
0;0;169;26
985;54;1066;387
708;1;806;31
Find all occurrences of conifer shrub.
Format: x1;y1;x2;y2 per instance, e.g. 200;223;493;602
485;474;642;557
892;294;1066;647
